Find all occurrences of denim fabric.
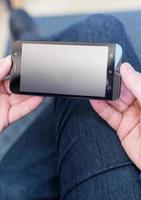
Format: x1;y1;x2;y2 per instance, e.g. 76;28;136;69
1;14;141;200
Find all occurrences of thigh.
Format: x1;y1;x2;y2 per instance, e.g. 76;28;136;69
0;100;59;200
54;14;141;72
54;14;141;200
55;98;141;200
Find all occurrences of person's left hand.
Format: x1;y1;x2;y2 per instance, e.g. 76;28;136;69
0;56;44;132
90;63;141;170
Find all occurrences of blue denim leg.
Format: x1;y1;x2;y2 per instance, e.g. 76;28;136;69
0;101;59;200
55;99;141;200
54;14;141;71
54;14;141;200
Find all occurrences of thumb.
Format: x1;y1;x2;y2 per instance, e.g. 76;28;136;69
120;63;141;103
0;56;11;81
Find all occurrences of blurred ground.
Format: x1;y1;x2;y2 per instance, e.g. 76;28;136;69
0;0;141;58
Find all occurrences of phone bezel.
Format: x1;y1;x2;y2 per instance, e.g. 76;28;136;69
10;41;121;100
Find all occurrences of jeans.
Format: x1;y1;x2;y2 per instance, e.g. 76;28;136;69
1;14;141;200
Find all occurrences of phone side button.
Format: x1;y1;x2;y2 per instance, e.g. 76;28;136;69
107;86;111;91
13;63;16;73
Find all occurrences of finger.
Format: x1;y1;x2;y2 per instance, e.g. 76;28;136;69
9;94;31;106
8;96;44;123
0;80;12;95
90;100;122;130
0;56;11;81
119;82;135;106
107;98;128;113
120;63;141;105
107;82;135;113
0;97;10;132
117;100;140;141
3;79;12;95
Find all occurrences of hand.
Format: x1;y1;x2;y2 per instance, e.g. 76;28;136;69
0;56;44;132
90;63;141;170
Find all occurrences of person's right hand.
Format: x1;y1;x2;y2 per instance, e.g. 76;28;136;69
0;56;44;132
90;63;141;170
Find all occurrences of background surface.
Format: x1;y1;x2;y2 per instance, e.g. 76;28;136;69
1;0;141;58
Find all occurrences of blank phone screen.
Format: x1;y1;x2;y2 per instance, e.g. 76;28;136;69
20;43;109;97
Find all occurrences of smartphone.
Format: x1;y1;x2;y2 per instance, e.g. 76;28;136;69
10;41;122;100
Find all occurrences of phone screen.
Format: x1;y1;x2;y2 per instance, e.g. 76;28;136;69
20;43;109;97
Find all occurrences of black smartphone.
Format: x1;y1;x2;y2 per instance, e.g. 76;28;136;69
10;41;122;100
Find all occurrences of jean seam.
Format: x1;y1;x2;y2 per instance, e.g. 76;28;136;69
62;161;133;200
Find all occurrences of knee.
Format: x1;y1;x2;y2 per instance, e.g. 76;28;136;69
86;14;125;32
10;9;34;38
